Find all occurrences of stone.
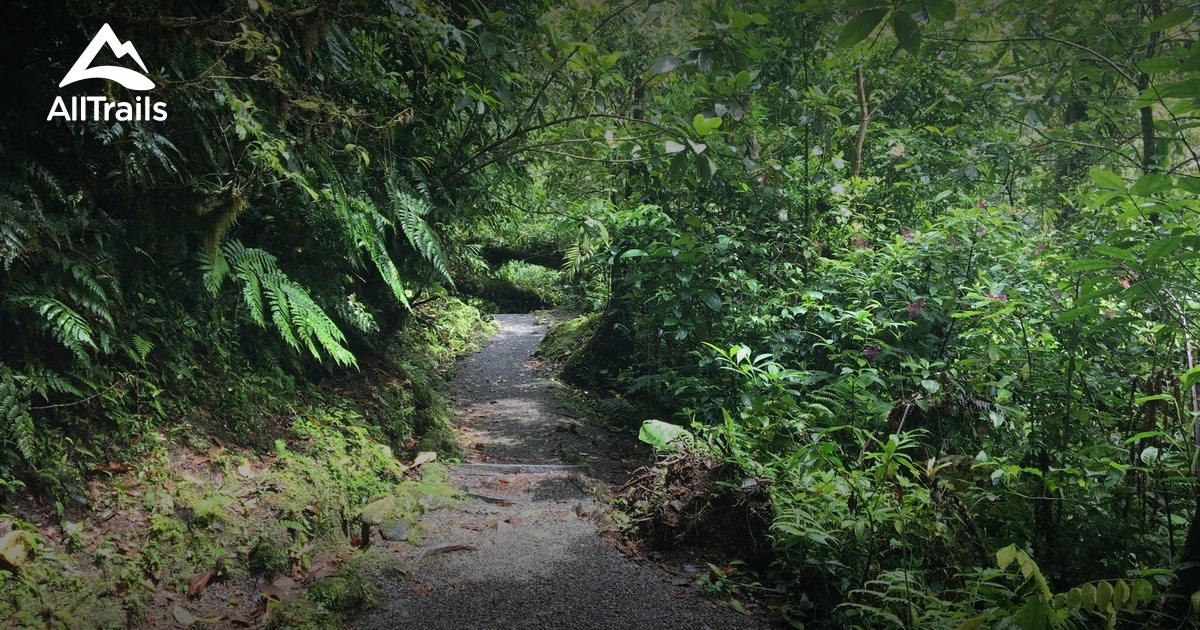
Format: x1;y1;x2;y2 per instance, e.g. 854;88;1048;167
380;520;410;541
0;530;33;570
359;495;396;526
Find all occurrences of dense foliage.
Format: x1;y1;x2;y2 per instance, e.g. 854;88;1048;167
6;0;1200;626
0;0;525;496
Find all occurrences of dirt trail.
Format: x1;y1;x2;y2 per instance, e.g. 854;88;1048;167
352;314;764;629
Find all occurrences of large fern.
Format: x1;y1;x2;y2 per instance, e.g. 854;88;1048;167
326;186;410;308
0;367;34;464
386;178;453;285
0;363;80;476
3;253;115;360
203;241;357;367
0;142;65;269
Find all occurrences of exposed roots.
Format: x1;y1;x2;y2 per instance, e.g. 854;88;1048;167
617;449;774;567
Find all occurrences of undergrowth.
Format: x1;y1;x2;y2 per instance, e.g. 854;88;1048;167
0;297;491;627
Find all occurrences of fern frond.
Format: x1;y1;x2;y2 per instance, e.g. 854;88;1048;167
562;244;583;281
0;368;36;462
337;294;379;334
326;187;410;308
207;241;357;367
387;181;453;285
9;294;95;359
53;253;113;325
18;364;84;401
201;249;229;296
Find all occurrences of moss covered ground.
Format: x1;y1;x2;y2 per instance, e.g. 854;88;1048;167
0;298;494;628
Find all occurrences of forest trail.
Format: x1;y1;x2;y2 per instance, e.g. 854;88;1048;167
352;314;764;629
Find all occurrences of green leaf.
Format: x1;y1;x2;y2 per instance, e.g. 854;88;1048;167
696;154;717;181
1145;236;1182;262
1137;56;1182;74
649;54;683;75
1161;78;1200;99
996;544;1018;570
838;9;889;48
1124;430;1169;443
1133;86;1165;109
926;0;956;21
1089;167;1126;190
669;152;688;177
1132;172;1173;195
1066;259;1117;272
1093;245;1135;262
698;290;722;311
1015;597;1048;630
479;31;501;59
1178;176;1200;193
620;249;648;259
1095;580;1113;612
892;11;921;54
1132;580;1153;607
638;420;694;452
1143;7;1192;32
734;70;752;91
693;114;722;135
1183;366;1200;388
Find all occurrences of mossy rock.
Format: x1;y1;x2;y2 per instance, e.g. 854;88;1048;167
536;313;598;365
379;519;411;541
0;530;34;570
358;495;396;526
559;307;635;389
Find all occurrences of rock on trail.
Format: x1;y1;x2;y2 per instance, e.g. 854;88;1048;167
352;314;764;629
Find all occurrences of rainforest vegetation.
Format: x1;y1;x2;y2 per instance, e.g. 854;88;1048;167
5;0;1200;627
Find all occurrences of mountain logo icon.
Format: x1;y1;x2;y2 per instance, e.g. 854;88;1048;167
59;23;155;91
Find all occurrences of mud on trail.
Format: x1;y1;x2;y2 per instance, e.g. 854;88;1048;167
351;314;765;630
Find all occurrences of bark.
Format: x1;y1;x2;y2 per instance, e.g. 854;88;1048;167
852;66;870;178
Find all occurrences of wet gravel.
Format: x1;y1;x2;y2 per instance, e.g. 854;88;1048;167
351;314;766;629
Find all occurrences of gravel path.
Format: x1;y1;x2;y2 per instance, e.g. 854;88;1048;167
352;314;766;629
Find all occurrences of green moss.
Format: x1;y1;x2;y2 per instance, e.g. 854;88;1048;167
371;296;494;454
0;296;487;628
266;599;340;629
306;573;377;612
536;313;598;365
0;546;128;629
248;533;291;577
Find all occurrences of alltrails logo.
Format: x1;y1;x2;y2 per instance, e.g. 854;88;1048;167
47;23;167;122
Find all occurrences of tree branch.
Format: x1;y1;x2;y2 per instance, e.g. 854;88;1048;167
853;66;870;177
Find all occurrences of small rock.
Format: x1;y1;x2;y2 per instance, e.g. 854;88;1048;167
380;520;410;541
0;530;33;570
359;495;396;526
410;451;437;467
